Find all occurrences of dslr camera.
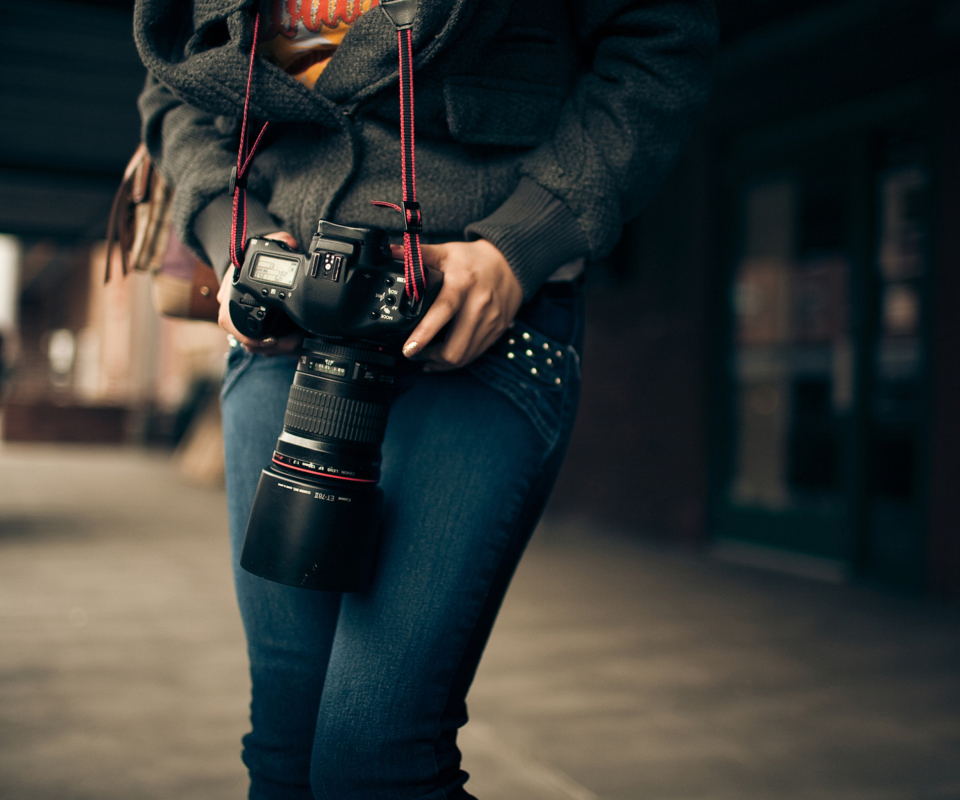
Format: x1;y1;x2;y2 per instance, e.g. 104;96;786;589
228;220;440;592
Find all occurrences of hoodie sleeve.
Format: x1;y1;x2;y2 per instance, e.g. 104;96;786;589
465;0;718;299
138;73;278;280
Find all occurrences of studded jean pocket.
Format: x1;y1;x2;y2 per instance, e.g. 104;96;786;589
468;316;580;453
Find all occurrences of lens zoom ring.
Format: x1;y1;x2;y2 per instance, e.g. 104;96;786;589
284;385;389;444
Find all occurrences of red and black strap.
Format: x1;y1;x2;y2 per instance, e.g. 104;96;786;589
372;25;425;302
230;12;270;271
232;2;425;303
398;26;424;301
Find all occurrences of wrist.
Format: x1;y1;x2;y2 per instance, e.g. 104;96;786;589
475;239;522;306
464;178;589;300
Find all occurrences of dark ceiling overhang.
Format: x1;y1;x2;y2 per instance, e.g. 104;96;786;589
0;0;144;241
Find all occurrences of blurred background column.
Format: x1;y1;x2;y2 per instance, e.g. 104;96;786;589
0;235;20;386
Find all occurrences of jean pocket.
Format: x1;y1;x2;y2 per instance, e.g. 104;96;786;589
468;318;580;452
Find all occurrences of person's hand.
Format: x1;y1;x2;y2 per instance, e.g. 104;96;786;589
217;231;303;354
396;239;523;371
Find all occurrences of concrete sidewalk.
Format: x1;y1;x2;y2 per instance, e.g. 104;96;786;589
1;445;958;800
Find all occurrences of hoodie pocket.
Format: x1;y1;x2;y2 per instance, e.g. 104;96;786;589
443;77;564;148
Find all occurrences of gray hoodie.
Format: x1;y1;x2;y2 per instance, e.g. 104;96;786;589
134;0;717;297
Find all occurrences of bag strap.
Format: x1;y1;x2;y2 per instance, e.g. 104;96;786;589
231;0;426;302
104;144;150;282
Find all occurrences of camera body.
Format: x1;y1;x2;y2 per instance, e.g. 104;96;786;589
228;220;435;343
229;219;441;593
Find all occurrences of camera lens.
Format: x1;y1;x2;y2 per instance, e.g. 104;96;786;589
239;338;396;592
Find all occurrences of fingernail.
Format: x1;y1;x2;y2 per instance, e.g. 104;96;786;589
261;337;276;346
402;341;420;358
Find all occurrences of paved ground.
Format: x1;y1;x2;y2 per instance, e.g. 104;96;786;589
1;445;959;800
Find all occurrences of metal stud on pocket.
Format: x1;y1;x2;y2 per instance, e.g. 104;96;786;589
498;324;569;388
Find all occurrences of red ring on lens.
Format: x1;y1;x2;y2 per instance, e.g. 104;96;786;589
272;456;377;483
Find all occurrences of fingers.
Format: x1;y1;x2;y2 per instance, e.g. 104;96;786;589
221;304;301;354
400;243;458;357
402;276;464;358
420;291;501;371
396;239;521;370
216;295;259;350
217;234;303;356
216;264;234;304
263;231;299;250
391;242;441;266
240;332;303;354
225;321;301;354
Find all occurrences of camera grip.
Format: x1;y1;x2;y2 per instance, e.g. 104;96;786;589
228;287;296;339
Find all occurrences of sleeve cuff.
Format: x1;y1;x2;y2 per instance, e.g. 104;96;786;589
193;194;279;281
464;177;589;300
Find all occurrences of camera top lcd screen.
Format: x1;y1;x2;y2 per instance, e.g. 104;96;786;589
252;253;299;287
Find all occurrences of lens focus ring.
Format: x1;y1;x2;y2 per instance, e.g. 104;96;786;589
303;339;396;368
283;385;389;444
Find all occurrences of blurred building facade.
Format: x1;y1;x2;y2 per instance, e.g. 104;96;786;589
552;0;960;596
710;0;960;595
1;0;958;594
0;0;227;446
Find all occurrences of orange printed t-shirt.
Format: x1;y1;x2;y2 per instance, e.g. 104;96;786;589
260;0;381;89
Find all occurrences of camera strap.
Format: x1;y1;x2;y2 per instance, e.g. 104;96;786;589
373;0;426;302
230;2;427;303
230;12;270;272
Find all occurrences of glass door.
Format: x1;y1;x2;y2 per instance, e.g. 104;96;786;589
867;155;930;586
722;167;857;563
715;122;932;586
714;126;867;571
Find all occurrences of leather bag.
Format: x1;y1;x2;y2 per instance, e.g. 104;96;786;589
105;144;220;322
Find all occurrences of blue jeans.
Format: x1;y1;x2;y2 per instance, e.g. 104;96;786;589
220;285;583;800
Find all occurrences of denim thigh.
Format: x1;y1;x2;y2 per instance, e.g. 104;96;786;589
222;347;341;800
220;287;583;800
